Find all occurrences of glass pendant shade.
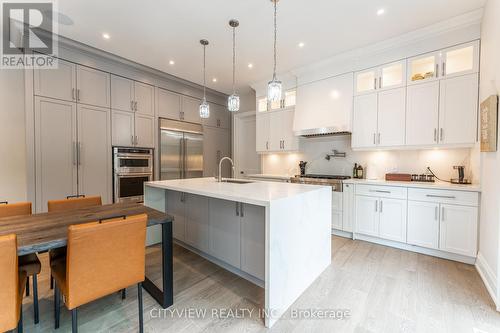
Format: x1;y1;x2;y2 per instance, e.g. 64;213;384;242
227;93;240;112
199;98;210;118
267;78;282;103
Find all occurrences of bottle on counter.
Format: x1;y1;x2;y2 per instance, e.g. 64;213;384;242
353;163;358;179
356;164;364;179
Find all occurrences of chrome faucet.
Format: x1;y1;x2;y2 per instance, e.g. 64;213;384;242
218;157;235;182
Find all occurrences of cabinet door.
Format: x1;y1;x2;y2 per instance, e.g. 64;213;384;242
355;196;379;237
134;81;154;116
256;113;270;152
34;59;76;102
166;191;186;241
185;194;209;252
269;111;283;151
111;75;135;112
439;204;478;257
112;110;135;147
241;203;265;280
355;67;378;95
407;52;440;85
157;88;181;120
439;74;478;145
77;104;111;203
331;192;343;230
379;61;406;90
280;110;298;151
352;93;378;148
442;41;480;78
203;127;230;178
378;198;407;242
76;65;110;108
135;114;155;148
209;198;241;268
181;96;201;124
407;201;439;249
406;81;440;146
203;103;228;128
377;88;406;147
34;97;78;212
342;183;354;232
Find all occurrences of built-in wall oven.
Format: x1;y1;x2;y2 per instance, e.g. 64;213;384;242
113;147;153;203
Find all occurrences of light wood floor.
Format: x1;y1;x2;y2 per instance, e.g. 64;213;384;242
21;236;500;333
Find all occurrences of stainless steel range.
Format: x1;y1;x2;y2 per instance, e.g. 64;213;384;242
290;174;351;192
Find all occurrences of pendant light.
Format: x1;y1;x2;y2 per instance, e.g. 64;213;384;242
267;0;282;104
227;19;240;112
199;39;210;119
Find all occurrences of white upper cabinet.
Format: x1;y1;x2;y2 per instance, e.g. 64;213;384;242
111;75;135;112
355;68;377;95
352;93;378;148
34;59;77;102
377;88;406;147
407;52;440;84
157;88;182;120
135;114;155;148
438;74;479;146
256;110;298;153
257;89;296;112
112;110;135;147
406;81;440;146
134;81;154;116
355;60;406;95
76;65;110;108
256;113;270;152
181;96;202;124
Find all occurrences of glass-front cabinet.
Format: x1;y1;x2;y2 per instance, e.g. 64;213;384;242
407;40;479;84
257;89;296;112
355;60;406;95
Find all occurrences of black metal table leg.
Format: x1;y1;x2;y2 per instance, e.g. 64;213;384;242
142;222;173;308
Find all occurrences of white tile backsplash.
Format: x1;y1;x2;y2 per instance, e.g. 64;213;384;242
262;136;476;182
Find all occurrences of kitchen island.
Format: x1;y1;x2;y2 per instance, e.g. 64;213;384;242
144;177;332;327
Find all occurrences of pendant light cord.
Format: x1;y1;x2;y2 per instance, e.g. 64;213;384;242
203;44;207;99
232;26;236;94
273;0;277;80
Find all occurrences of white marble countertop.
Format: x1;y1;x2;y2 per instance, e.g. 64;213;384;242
343;178;481;192
245;174;292;181
145;177;329;206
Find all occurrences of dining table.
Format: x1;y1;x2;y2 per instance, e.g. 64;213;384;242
0;202;174;309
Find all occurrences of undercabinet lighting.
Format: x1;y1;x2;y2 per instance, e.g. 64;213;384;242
169;60;175;65
212;78;217;83
248;63;253;69
298;42;305;48
102;33;110;40
376;8;385;16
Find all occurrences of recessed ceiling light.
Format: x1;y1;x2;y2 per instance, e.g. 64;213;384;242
212;78;217;83
298;42;305;48
102;33;110;40
169;60;175;65
248;63;253;69
377;8;385;16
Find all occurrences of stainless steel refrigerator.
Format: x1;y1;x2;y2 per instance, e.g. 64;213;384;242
159;118;204;180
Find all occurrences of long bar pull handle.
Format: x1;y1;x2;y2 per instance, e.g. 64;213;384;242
435;206;439;220
435;64;439;78
442;62;446;77
434;128;437;142
72;88;76;100
131;101;134;111
236;202;240;216
76;89;80;101
374;78;377;90
426;194;456;199
379;200;383;213
441;206;445;221
373;133;376;145
240;203;244;217
440;128;444;142
77;142;82;166
377;133;381;145
72;141;77;165
375;200;378;212
379;76;382;89
370;190;391;194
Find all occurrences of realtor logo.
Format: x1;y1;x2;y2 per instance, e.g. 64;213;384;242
1;1;58;68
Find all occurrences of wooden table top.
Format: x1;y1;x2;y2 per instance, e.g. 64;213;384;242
0;202;173;256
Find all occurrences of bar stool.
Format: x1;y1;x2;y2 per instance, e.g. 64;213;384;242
51;214;147;333
47;195;102;289
0;234;28;333
0;202;42;325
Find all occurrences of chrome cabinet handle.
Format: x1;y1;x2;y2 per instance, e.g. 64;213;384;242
240;203;244;217
426;194;456;199
379;76;382;89
441;206;445;221
131;101;134;111
435;64;439;78
435;206;438;220
76;89;81;101
72;88;76;100
379;200;383;213
236;202;240;216
72;141;77;165
266;141;269;150
373;133;376;145
373;78;377;90
134;101;138;111
377;133;381;145
370;190;391;194
375;200;378;212
77;142;82;165
434;129;437;142
131;135;134;145
442;62;446;77
440;128;444;141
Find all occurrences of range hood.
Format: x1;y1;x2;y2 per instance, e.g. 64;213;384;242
293;72;353;138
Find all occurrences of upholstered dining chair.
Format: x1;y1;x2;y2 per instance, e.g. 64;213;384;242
0;234;28;333
47;195;103;289
0;201;42;325
51;213;147;333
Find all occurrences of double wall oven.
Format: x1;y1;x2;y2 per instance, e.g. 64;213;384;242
113;147;153;203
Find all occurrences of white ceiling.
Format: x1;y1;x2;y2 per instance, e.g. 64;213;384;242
56;0;485;94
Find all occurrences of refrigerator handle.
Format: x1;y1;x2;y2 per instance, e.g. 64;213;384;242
183;137;188;179
179;137;184;179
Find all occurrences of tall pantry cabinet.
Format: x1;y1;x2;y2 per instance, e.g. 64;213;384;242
33;60;112;212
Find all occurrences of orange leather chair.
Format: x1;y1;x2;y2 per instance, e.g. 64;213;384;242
0;201;42;325
51;214;147;333
47;196;103;289
0;234;27;333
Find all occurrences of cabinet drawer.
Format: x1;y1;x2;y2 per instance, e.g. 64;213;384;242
408;188;478;206
355;185;407;200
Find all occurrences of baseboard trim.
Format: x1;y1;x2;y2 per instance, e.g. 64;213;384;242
331;229;353;239
475;252;499;311
353;233;477;264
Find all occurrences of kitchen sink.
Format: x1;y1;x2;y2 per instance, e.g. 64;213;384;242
220;179;254;184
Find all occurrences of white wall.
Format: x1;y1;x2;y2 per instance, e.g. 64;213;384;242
0;69;27;203
478;0;500;309
261;136;474;181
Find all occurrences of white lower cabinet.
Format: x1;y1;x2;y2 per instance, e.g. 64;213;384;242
167;191;186;241
378;198;407;242
209;198;241;268
331;192;343;230
342;184;354;232
355;195;379;237
240;203;266;280
185;194;209;252
439;204;478;257
407;201;440;249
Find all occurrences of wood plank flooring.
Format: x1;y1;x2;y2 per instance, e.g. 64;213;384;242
20;236;500;333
